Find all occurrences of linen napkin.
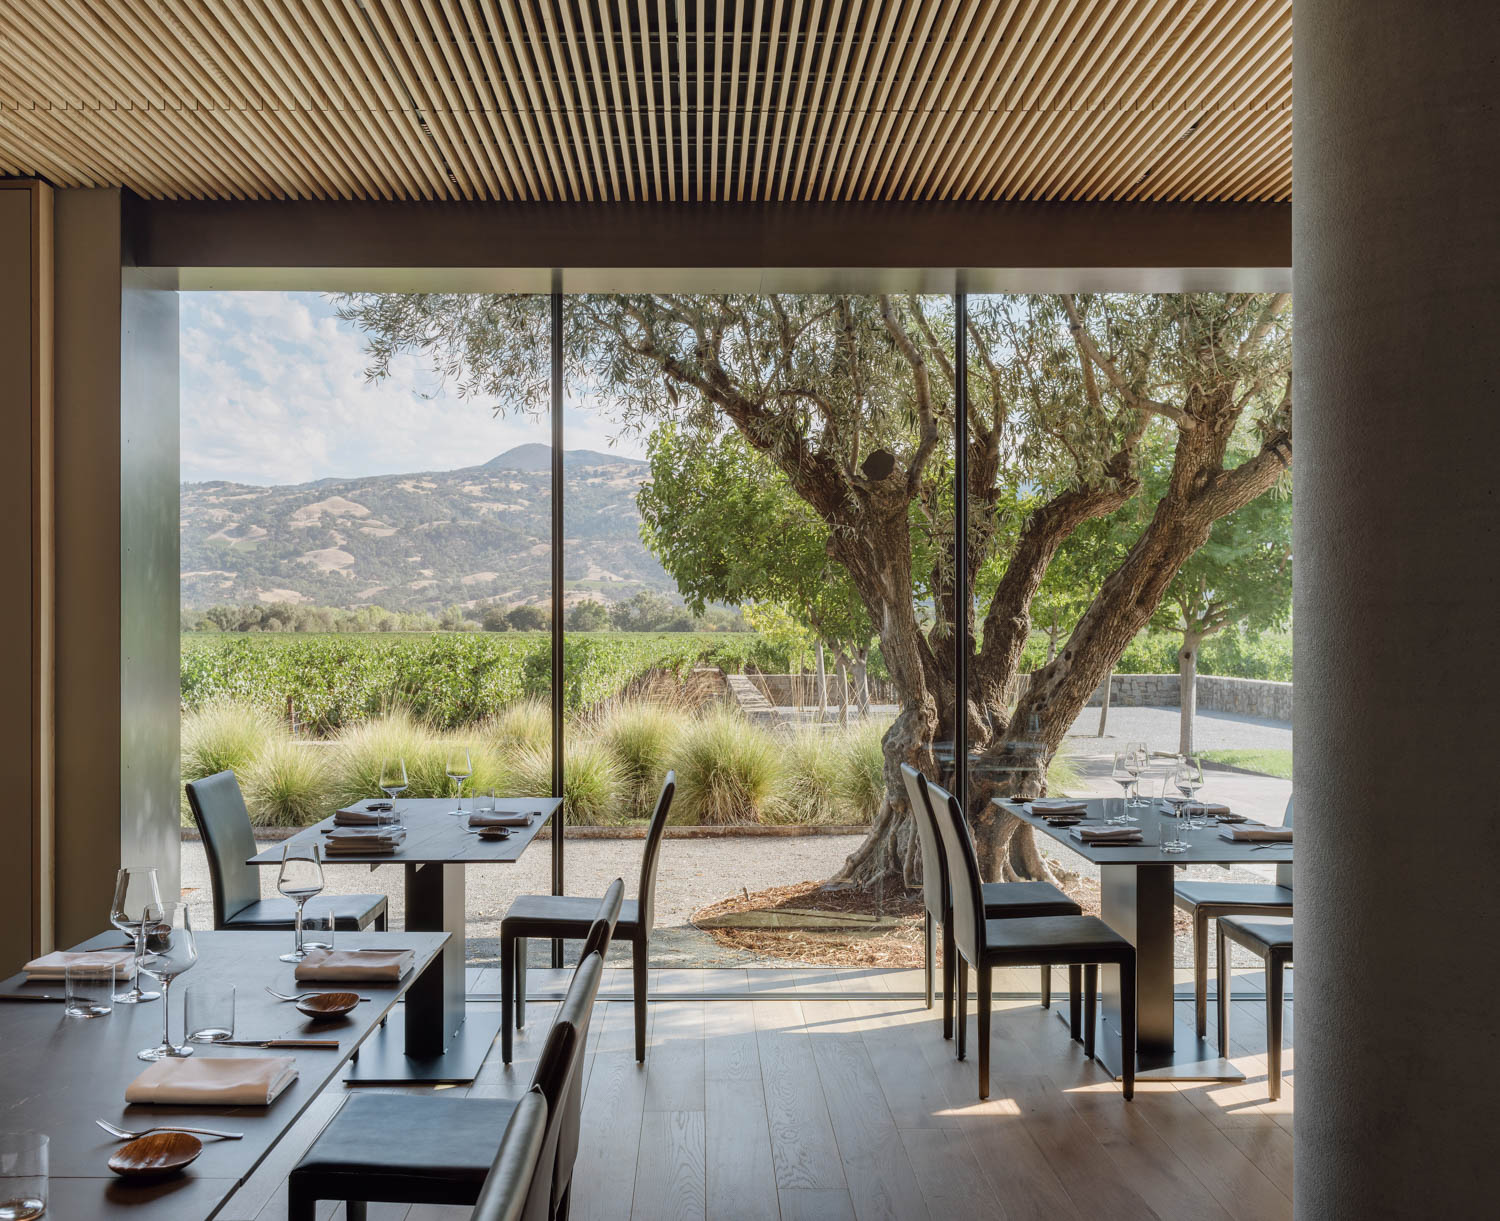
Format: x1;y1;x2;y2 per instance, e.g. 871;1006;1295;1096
334;801;397;827
1026;799;1088;815
23;949;135;981
1070;825;1143;845
323;826;406;855
468;810;532;828
125;1056;298;1106
295;948;414;981
1183;801;1232;817
1218;823;1292;843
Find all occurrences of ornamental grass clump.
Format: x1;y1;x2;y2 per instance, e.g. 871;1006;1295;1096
479;697;553;755
329;709;449;806
512;738;627;826
773;728;845;825
832;721;886;825
181;700;279;784
672;709;783;826
592;699;684;819
243;738;332;827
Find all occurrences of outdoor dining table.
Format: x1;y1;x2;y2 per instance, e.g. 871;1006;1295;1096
0;929;444;1219
248;796;561;1085
999;795;1293;1083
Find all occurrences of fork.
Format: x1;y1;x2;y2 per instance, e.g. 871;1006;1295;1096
265;987;370;1002
96;1119;243;1142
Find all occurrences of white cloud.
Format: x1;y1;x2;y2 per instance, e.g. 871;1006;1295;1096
180;292;645;486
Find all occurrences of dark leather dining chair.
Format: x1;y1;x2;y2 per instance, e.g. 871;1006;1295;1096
502;772;674;1063
288;887;619;1221
1174;795;1294;1037
1217;914;1294;1100
930;779;1137;1101
468;1088;549;1221
185;770;387;932
901;764;1083;1039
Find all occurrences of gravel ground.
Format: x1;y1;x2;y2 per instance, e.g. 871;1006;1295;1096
1065;703;1293;753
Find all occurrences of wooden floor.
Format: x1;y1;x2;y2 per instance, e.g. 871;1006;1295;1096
225;967;1294;1221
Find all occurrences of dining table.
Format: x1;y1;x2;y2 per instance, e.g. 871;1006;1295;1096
0;928;444;1219
247;796;561;1085
999;794;1293;1082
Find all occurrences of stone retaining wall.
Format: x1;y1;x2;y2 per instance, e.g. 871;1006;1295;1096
1084;672;1292;721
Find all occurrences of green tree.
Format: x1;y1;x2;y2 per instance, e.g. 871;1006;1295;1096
337;290;1291;889
609;590;676;631
506;604;550;632
481;605;511;632
567;600;611;631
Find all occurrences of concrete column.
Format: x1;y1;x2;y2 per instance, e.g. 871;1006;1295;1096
1296;3;1500;1216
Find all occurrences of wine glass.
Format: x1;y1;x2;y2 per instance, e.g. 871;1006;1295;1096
379;756;408;827
109;866;162;1004
1124;741;1149;807
445;746;473;817
276;843;325;963
1108;753;1137;824
1176;755;1206;827
1160;769;1190;852
135;902;198;1061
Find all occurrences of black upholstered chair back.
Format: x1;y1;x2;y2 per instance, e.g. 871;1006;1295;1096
548;950;605;1214
580;878;625;961
185;770;261;928
470;1087;549;1221
1277;795;1294;890
900;764;947;924
929;780;986;964
635;771;675;933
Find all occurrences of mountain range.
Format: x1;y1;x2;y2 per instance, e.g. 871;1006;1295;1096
180;445;673;614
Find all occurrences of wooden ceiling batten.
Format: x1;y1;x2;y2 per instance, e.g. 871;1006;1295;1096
0;1;1293;203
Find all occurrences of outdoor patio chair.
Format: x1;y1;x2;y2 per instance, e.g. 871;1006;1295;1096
931;779;1136;1101
288;886;618;1221
1217;914;1294;1100
501;772;674;1063
1174;795;1294;1037
901;764;1083;1040
185;769;387;932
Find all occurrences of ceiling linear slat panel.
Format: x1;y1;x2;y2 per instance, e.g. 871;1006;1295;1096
0;1;1292;204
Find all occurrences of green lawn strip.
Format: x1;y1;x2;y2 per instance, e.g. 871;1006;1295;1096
1199;748;1292;779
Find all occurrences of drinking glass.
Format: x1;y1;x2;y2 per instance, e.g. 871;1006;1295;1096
136;902;198;1062
0;1132;46;1221
109;865;162;1003
446;746;473;817
63;961;115;1018
301;905;335;953
185;983;235;1043
1176;755;1206;827
1108;754;1137;824
277;843;325;963
1124;741;1149;807
1160;771;1190;853
474;787;496;816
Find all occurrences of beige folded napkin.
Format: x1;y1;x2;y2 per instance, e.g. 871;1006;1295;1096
1071;825;1143;844
334;803;397;827
295;948;414;981
1026;799;1088;814
1184;801;1231;816
468;810;532;828
323;827;406;854
126;1055;297;1106
1218;823;1292;843
23;949;135;981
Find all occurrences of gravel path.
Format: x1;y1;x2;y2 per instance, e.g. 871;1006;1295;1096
1065;703;1292;753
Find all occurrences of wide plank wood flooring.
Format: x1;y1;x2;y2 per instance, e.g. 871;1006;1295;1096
226;967;1293;1221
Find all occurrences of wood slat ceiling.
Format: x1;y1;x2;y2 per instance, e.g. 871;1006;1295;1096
0;1;1292;204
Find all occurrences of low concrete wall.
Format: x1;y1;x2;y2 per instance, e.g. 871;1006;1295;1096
1084;672;1292;722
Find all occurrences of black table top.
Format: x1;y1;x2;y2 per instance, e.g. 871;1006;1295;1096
998;796;1294;866
247;797;561;867
0;929;445;1218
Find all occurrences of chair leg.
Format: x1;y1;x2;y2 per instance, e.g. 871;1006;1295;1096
1193;909;1210;1039
500;930;515;1065
1084;964;1098;1061
632;936;649;1062
977;964;992;1102
346;1204;367;1221
941;917;956;1041
1068;964;1082;1042
923;910;936;1010
374;909;387;933
1041;963;1051;1010
955;957;968;1062
1216;922;1230;1055
1267;955;1284;1101
1120;957;1136;1102
515;935;528;1028
287;1181;316;1221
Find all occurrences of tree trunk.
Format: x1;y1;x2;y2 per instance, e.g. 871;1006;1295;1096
815;640;828;716
1046;613;1060;663
1178;632;1203;757
852;649;870;716
1097;667;1113;737
835;654;850;725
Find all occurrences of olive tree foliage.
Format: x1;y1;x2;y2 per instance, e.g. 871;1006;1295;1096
333;291;1291;888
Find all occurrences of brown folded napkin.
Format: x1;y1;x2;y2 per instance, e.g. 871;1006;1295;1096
23;949;135;981
468;810;532;828
1070;826;1143;844
1184;801;1231;816
125;1056;298;1106
334;803;397;827
1218;823;1292;843
295;948;414;982
1026;799;1088;814
323;827;406;854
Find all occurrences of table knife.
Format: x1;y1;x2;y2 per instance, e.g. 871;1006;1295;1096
219;1038;342;1048
0;993;67;1002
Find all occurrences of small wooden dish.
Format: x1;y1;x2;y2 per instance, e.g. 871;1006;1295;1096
476;827;512;840
108;1132;202;1178
295;991;360;1019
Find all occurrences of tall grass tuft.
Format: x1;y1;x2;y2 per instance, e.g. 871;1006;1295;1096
772;728;844;824
182;701;279;783
1045;745;1082;795
512;739;627;826
243;739;332;827
672;709;783;826
832;721;886;825
329;709;448;806
592;699;682;819
479;698;552;755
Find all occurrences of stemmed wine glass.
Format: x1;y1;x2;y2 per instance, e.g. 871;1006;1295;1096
1124;741;1149;808
1109;753;1137;824
277;843;325;963
379;756;408;828
446;746;473;817
1160;768;1191;852
1175;755;1206;827
109;866;163;1004
135;902;198;1061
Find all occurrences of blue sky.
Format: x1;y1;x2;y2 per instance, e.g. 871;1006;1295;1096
180;292;644;485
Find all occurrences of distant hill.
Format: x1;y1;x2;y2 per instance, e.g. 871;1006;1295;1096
180;447;671;614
